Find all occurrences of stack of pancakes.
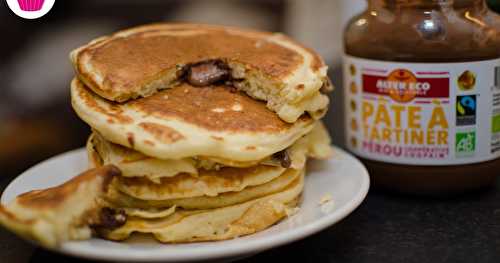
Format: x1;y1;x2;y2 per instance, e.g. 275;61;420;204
0;23;333;246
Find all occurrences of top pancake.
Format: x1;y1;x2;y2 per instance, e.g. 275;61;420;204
70;23;330;123
71;79;315;162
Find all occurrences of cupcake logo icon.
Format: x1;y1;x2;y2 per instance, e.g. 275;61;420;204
18;0;45;11
5;0;55;19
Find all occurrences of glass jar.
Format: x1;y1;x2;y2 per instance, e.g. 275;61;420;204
343;0;500;194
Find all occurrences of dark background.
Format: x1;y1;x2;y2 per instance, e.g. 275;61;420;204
1;1;500;262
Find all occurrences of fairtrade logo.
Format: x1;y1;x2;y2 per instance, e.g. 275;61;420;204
457;70;476;91
5;0;55;19
387;69;418;103
455;131;476;156
456;95;476;126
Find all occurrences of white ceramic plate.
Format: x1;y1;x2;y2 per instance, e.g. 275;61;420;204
1;146;369;262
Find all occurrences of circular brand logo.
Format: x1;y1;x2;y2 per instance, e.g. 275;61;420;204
457;70;476;91
387;69;418;103
5;0;55;19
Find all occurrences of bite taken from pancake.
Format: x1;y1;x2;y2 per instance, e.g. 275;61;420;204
70;23;332;123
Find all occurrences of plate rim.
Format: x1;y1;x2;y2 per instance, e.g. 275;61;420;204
1;146;370;262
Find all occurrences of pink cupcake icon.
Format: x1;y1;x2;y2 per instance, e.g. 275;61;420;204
17;0;45;11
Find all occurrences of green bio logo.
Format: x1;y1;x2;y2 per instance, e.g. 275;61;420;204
492;114;500;133
455;131;476;156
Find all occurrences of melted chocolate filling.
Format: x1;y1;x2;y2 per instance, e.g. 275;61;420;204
272;150;291;168
91;207;127;230
180;59;231;87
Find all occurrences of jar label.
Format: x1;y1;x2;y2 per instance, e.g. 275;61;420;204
343;55;500;165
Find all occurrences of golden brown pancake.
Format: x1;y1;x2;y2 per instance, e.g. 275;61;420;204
85;121;332;183
0;166;120;247
101;173;304;243
105;168;301;210
71;79;316;162
113;164;286;200
70;23;331;122
128;83;296;133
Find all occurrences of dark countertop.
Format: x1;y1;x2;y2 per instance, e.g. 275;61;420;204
1;175;499;263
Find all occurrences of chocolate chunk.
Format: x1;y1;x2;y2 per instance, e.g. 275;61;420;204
272;150;291;168
185;59;230;86
93;207;127;230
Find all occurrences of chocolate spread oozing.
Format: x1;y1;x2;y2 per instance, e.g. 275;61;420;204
182;59;231;87
272;150;291;168
91;207;127;230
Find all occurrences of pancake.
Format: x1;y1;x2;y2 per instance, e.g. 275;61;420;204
287;121;333;167
86;122;332;182
105;168;301;210
123;206;177;219
87;132;199;182
114;165;287;200
100;173;303;243
0;166;119;248
70;23;331;122
72;79;316;162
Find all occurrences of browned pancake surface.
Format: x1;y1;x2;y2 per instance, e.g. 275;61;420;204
118;165;272;188
129;83;300;132
76;24;308;99
16;165;120;209
74;79;308;133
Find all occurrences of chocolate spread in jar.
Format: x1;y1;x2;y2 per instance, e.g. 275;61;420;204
344;0;500;194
